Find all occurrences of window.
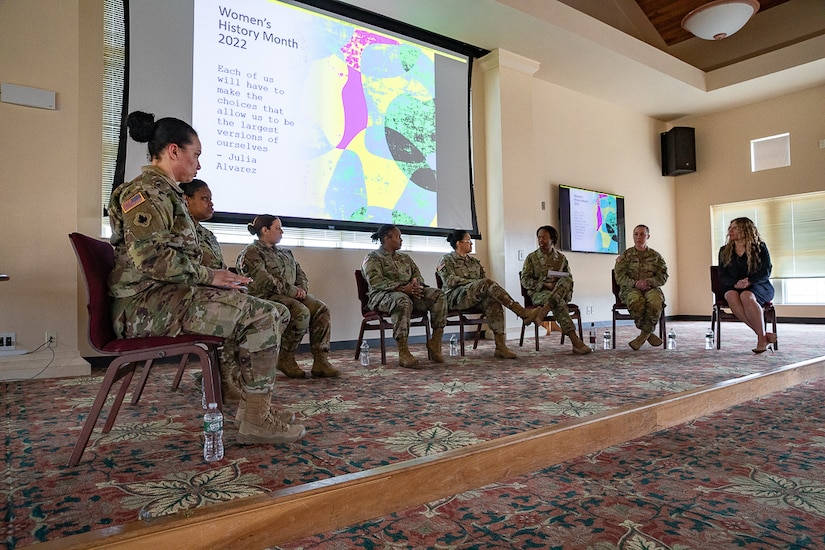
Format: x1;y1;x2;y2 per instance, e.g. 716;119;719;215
750;133;790;172
101;0;125;232
711;191;825;305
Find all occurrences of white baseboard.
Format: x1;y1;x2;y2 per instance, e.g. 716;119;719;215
0;348;90;381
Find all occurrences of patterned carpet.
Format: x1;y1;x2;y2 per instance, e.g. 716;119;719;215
2;321;824;548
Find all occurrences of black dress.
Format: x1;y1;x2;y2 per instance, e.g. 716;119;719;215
718;242;775;305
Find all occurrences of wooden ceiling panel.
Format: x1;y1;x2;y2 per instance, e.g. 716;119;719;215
635;0;792;45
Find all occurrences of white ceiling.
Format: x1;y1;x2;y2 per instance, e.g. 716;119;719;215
338;0;825;122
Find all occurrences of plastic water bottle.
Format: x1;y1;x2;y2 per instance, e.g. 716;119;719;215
203;402;224;462
667;329;676;350
603;329;611;350
449;334;459;357
359;340;370;366
588;323;597;351
705;328;714;349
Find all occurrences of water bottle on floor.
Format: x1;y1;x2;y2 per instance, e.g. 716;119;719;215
705;328;714;349
203;402;224;462
449;334;459;357
667;329;676;350
360;340;370;366
603;329;611;350
588;323;596;351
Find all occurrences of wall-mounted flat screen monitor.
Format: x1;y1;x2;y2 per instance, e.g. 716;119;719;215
558;184;625;254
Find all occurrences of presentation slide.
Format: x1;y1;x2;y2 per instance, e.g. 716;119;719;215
559;185;624;254
184;0;474;231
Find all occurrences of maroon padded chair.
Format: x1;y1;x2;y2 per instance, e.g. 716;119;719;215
354;269;430;365
518;272;583;351
68;232;224;467
434;272;486;356
710;265;777;350
611;269;667;349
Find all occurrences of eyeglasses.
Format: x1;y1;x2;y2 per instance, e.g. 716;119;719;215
460;240;472;244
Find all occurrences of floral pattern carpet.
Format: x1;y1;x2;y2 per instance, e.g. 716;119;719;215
2;322;824;548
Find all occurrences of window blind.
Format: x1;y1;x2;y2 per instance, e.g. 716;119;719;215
711;191;825;279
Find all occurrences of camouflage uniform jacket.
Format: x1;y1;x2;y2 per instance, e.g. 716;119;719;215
195;222;226;270
614;246;668;296
361;248;428;309
520;248;574;300
236;239;308;300
436;252;485;298
108;165;212;297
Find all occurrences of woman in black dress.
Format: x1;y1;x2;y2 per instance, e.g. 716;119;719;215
718;217;776;353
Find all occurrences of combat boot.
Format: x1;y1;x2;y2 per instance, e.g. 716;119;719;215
493;332;518;359
508;300;541;326
234;394;295;427
218;362;243;405
277;350;307;379
647;333;663;347
237;391;305;445
629;331;651;350
567;331;592;355
396;337;421;369
310;352;340;378
530;304;552;326
427;328;445;363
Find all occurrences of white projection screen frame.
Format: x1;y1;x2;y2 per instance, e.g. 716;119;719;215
120;0;485;237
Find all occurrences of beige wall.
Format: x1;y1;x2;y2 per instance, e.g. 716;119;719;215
0;0;821;378
672;85;825;318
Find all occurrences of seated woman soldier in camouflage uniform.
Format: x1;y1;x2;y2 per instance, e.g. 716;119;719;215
180;179;249;404
520;225;592;355
237;215;339;379
109;111;303;445
361;224;448;369
614;224;668;350
437;229;541;359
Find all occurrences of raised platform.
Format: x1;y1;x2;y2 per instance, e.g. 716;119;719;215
10;321;825;549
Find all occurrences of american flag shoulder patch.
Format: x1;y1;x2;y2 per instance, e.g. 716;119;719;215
122;192;146;213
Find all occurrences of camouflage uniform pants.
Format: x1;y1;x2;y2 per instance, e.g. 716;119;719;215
447;279;517;334
269;294;330;355
112;284;288;392
621;287;665;334
373;287;447;340
529;284;576;335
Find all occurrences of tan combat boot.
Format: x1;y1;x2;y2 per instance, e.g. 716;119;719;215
233;395;295;427
310;352;340;378
647;333;663;347
629;331;651;351
493;332;518;359
530;304;552;326
509;301;542;326
396;337;421;369
218;362;243;405
427;328;445;363
276;350;307;379
567;331;593;355
237;391;305;445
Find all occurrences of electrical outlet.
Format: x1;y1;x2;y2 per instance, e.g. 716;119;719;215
518;250;525;261
0;332;16;351
46;330;57;347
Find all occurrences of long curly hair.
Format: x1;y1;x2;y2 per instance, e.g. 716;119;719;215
720;217;764;273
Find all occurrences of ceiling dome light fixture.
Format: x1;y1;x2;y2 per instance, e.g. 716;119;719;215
681;0;760;40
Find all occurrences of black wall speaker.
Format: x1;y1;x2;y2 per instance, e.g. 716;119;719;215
661;126;696;176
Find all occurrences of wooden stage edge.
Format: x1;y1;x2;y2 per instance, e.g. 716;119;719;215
44;356;825;550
